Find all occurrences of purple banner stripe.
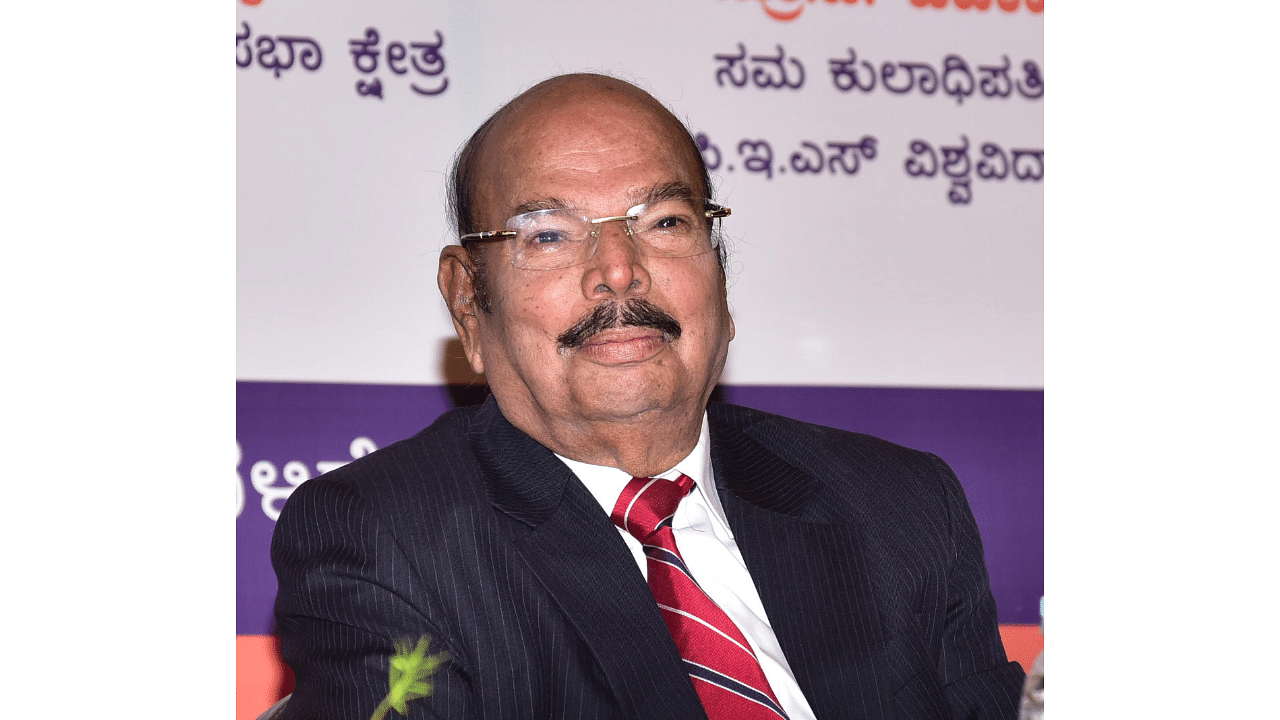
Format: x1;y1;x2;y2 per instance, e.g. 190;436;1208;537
237;381;1042;635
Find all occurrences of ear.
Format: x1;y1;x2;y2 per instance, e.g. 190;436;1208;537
722;281;735;343
437;245;486;375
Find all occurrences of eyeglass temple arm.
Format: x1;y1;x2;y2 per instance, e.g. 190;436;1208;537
587;204;731;226
459;229;516;244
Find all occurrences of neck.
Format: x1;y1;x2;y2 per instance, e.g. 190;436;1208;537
503;402;705;478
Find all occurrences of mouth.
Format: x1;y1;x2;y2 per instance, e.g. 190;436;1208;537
582;327;664;348
574;327;669;364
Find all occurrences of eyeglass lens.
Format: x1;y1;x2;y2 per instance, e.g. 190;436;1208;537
506;198;718;269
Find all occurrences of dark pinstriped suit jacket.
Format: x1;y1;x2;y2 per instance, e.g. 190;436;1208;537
272;397;1024;719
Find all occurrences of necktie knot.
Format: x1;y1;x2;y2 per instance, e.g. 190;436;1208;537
611;474;695;543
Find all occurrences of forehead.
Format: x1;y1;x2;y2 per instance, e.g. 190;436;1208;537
475;85;703;221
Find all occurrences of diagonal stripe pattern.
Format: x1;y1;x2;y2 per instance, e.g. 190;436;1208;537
612;475;789;720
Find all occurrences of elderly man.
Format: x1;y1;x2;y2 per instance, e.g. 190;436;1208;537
272;73;1024;719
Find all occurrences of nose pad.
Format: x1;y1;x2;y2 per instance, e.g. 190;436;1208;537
587;216;639;261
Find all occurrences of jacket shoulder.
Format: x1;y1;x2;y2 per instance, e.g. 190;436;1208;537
707;401;964;528
708;401;944;475
279;403;489;523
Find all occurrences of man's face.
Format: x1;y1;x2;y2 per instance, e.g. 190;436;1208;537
451;85;734;440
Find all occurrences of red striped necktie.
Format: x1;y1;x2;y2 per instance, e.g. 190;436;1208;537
612;474;789;719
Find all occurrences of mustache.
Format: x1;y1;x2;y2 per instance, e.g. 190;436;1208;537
556;299;683;349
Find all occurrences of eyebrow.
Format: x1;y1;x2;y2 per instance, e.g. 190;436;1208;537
507;197;573;216
635;181;695;205
504;182;696;219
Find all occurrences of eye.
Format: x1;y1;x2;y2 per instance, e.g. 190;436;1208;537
653;215;689;230
642;211;699;235
509;208;579;250
530;229;568;245
636;199;701;235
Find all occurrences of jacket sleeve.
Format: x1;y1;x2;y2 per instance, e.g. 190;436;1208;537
270;476;472;719
928;453;1026;720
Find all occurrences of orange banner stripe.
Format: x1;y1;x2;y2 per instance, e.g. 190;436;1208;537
237;626;1043;720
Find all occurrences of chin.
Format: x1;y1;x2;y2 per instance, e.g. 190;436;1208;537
581;388;670;421
576;372;706;423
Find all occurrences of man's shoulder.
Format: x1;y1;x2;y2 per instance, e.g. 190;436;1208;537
707;401;959;508
708;401;935;466
284;402;489;512
344;402;478;471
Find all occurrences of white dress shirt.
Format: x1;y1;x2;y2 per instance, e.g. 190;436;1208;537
556;415;818;720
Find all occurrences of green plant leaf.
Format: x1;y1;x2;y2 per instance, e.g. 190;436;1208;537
384;635;450;716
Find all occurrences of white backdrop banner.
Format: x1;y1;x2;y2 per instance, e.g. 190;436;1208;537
236;0;1043;389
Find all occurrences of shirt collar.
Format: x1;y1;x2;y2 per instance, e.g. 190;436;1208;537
556;413;731;534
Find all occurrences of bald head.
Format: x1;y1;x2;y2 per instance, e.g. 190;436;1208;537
447;73;712;244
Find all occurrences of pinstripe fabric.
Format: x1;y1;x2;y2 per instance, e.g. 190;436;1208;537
272;397;1023;719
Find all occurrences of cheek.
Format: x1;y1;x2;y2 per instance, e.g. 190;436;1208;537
511;282;574;337
485;277;577;355
661;273;731;346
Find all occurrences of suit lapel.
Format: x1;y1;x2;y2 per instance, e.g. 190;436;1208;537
469;398;706;719
710;410;894;720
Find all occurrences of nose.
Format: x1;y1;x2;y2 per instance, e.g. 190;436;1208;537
581;218;651;299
